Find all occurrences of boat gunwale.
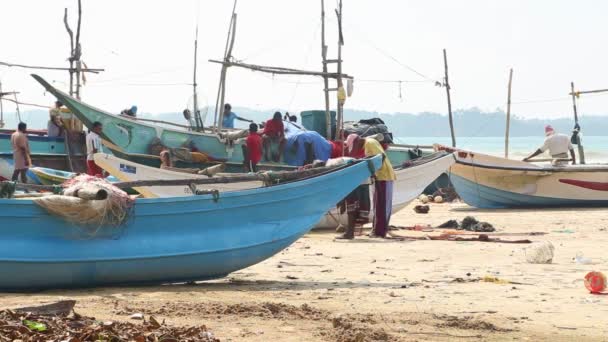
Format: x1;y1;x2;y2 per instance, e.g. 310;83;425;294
455;158;608;173
0;155;382;206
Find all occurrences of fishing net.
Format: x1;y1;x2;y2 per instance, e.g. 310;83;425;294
33;175;134;227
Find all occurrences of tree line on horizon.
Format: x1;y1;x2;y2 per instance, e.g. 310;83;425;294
4;107;605;137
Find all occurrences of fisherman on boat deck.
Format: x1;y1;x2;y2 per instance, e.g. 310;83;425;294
244;123;263;172
222;103;253;129
120;105;138;118
47;101;65;138
262;111;286;162
340;134;396;239
86;122;104;177
11;122;31;184
523;125;576;165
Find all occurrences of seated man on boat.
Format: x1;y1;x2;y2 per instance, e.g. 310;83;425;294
222;103;253;129
120;105;138;118
339;134;396;239
262;112;286;162
243;123;263;172
86;122;104;177
11;122;31;184
47;101;65;138
523;125;576;165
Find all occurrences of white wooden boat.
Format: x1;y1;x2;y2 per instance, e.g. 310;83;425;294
441;146;608;208
95;152;455;227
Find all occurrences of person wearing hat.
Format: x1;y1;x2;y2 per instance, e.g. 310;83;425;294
339;133;396;239
523;125;576;165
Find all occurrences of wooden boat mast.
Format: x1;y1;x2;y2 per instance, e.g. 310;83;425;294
192;25;203;131
211;0;352;137
443;49;456;147
213;0;239;133
504;68;513;158
568;84;608;164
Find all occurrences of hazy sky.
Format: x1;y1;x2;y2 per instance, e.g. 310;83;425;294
1;0;607;121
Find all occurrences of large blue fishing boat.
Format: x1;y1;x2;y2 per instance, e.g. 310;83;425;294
0;155;381;290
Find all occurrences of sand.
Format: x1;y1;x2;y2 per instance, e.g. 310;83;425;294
2;201;607;341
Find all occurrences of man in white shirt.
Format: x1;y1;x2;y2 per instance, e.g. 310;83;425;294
86;121;104;176
523;125;576;165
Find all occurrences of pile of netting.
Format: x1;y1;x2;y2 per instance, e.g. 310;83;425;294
33;175;134;227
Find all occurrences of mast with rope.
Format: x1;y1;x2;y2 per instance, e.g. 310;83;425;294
566;82;608;164
192;25;203;131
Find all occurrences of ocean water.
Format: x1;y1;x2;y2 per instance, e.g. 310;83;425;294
394;136;608;163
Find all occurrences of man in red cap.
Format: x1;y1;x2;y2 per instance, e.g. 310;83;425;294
523;125;576;165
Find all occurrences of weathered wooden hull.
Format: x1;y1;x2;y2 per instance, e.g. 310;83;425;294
449;150;608;208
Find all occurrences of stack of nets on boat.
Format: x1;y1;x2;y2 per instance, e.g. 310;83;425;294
33;175;134;227
148;137;216;163
343;118;394;144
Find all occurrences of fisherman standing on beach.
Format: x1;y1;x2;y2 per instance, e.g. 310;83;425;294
86;121;104;177
340;133;396;239
11;122;31;183
523;125;576;165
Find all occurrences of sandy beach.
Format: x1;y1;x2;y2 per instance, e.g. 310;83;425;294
2;200;607;341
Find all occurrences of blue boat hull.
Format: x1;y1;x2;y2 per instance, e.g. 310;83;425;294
0;156;381;290
450;173;608;209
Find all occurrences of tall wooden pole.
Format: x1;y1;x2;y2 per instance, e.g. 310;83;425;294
320;0;332;139
570;81;585;164
192;25;202;131
214;0;238;132
443;49;455;147
504;68;513;158
335;0;344;141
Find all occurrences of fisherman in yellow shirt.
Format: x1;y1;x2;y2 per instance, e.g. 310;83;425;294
345;134;396;238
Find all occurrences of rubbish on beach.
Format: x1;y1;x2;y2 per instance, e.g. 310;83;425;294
431;186;459;202
391;232;531;244
438;219;459;228
553;229;575;234
462;216;496;232
130;313;144;320
414;205;430;214
0;309;219;341
524;241;555;264
434;195;444;203
418;194;429;203
584;271;606;294
575;252;593;265
437;216;496;232
482;276;510;284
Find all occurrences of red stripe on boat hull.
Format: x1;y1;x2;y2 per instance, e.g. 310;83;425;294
559;179;608;191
